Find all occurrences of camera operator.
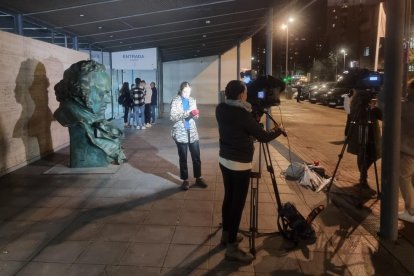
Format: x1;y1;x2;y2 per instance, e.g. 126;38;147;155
215;80;285;263
347;89;382;190
398;81;414;223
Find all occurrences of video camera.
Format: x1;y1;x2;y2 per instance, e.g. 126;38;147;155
246;75;286;117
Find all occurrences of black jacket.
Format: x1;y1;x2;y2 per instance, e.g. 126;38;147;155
216;103;282;163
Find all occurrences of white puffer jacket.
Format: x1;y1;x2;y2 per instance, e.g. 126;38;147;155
170;95;199;143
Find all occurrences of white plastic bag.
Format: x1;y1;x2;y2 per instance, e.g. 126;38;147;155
285;162;306;180
299;165;332;192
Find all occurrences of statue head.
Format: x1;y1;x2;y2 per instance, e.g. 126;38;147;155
55;60;110;118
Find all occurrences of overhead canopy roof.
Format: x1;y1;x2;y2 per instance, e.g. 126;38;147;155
0;0;286;62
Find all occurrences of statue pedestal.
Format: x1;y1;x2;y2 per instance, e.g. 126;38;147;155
69;124;109;168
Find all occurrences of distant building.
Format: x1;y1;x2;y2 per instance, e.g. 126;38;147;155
326;0;383;70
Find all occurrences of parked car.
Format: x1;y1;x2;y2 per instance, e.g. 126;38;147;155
326;87;349;107
309;82;336;104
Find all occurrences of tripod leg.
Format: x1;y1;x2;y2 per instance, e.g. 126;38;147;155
249;172;259;256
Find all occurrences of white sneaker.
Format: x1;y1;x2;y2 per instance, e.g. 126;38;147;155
136;126;140;130
398;210;414;223
146;123;152;128
141;126;146;130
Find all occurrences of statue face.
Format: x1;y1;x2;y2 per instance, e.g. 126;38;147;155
88;71;111;117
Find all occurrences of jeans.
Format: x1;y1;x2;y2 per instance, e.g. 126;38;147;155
400;152;414;215
175;140;201;180
144;104;151;124
150;105;156;123
134;105;145;127
123;106;129;124
127;107;134;125
220;164;250;244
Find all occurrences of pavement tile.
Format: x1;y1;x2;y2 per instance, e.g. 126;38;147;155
172;226;212;245
110;265;160;276
15;262;71;276
119;242;168;267
0;239;44;261
131;225;175;243
163;244;209;269
143;210;180;226
183;200;214;213
76;241;129;264
33;240;89;263
253;249;300;274
179;210;213;227
55;222;104;241
0;260;25;276
96;224;139;242
65;264;107;276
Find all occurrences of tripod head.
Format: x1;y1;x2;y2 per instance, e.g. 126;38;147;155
254;108;287;137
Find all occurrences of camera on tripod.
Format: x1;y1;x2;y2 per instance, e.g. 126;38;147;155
246;75;286;118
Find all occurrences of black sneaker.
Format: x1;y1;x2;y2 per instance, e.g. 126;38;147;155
181;180;190;190
195;177;208;188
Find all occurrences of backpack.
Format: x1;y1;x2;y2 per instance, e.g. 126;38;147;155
118;93;125;105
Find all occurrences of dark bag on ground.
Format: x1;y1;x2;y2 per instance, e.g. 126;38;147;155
278;202;324;243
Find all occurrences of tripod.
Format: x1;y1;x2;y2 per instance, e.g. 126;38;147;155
326;104;381;206
247;112;323;256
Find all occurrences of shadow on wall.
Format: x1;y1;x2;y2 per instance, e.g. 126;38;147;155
13;59;54;163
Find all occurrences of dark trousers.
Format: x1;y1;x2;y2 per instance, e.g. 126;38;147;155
220;164;251;243
123;106;129;124
175;140;201;180
357;144;376;183
144;104;151;124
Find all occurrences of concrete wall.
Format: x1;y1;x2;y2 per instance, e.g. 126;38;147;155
0;31;88;175
162;38;251;104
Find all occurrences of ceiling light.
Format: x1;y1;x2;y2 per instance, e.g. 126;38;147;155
202;34;207;38
109;35;113;38
119;41;123;44
205;20;211;24
98;26;102;29
80;14;84;17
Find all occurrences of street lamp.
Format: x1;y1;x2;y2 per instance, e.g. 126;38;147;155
281;17;294;78
340;49;347;71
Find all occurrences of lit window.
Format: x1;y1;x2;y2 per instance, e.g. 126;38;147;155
363;47;370;57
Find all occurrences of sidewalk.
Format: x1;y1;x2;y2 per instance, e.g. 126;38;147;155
0;103;413;275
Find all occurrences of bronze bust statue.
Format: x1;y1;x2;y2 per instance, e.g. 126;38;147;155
54;60;125;167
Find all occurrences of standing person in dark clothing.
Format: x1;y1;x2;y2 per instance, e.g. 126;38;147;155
347;89;382;189
216;80;284;263
119;82;132;127
143;80;152;128
131;78;146;129
150;82;158;124
296;85;302;103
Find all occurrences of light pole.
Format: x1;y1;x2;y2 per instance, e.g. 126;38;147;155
281;17;294;78
340;49;347;71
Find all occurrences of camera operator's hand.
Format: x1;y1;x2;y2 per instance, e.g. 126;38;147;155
273;124;287;137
